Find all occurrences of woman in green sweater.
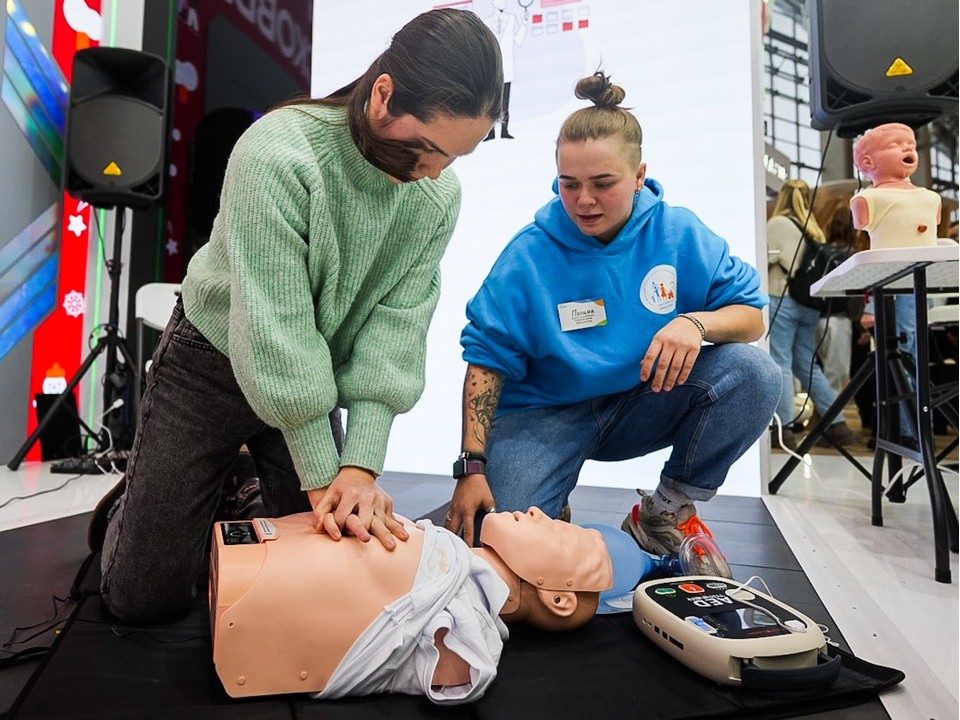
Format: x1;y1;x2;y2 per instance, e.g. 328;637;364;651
98;9;503;624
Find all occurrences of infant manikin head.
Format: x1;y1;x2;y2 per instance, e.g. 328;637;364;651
852;123;918;187
478;507;613;631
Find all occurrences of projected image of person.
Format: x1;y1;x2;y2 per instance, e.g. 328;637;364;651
481;0;526;141
92;9;505;625
444;71;780;555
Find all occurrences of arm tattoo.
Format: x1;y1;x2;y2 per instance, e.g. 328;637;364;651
462;365;503;449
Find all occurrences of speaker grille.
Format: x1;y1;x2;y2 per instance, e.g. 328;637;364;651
929;71;959;100
823;78;872;112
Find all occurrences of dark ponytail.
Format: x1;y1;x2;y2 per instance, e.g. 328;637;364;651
314;9;503;180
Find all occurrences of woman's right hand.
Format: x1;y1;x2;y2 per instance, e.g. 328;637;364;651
307;466;409;550
444;474;496;547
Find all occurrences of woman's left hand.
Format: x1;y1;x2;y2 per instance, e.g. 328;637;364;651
640;316;704;392
307;466;410;550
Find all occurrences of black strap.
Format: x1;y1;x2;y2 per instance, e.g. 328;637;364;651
785;215;813;242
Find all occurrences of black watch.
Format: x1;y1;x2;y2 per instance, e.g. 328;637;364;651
452;451;487;479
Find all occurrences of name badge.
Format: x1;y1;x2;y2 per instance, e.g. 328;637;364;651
557;299;607;331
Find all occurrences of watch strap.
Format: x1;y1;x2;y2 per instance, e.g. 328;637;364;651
452;457;486;479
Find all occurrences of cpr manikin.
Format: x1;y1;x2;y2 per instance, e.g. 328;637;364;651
209;508;612;703
850;122;942;249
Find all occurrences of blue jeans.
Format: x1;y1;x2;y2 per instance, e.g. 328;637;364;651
483;343;780;518
769;295;844;427
890;294;918;436
100;300;342;623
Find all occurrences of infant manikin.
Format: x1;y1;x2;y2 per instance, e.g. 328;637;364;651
209;508;612;703
850;122;942;249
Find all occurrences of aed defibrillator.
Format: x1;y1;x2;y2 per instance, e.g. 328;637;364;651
632;576;841;689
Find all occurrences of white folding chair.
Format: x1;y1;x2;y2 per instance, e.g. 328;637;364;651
133;283;181;421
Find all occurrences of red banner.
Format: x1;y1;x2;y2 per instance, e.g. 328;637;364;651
24;1;103;460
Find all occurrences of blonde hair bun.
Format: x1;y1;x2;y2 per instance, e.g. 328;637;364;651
574;71;625;109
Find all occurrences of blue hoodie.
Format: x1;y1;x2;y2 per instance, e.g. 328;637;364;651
461;178;766;415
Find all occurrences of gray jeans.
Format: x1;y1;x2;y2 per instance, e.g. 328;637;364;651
100;299;343;623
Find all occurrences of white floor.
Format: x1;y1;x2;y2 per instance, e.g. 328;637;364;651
766;452;959;720
0;452;957;720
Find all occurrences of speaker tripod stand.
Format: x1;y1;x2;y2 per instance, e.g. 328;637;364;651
7;207;137;471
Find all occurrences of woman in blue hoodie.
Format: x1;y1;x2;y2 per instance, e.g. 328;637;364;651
445;72;780;554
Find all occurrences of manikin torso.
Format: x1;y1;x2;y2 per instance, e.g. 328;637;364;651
211;515;427;696
851;186;941;249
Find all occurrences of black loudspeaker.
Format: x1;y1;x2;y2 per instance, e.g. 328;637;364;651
809;0;959;137
64;47;171;208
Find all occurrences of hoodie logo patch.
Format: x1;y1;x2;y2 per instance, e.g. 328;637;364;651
640;265;677;314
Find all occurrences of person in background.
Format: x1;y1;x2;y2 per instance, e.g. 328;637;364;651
94;8;505;625
767;180;858;452
444;71;780;559
846;218;877;438
815;201;863;395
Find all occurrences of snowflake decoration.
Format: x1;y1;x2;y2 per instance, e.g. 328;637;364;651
165;237;179;256
67;214;87;237
62;290;86;318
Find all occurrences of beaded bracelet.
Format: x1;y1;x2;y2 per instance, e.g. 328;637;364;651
677;313;706;340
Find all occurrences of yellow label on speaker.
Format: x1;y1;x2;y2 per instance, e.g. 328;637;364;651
885;57;913;77
102;161;123;176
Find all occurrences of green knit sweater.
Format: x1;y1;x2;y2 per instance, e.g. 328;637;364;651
181;105;461;490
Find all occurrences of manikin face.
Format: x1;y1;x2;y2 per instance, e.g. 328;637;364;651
368;74;492;182
859;126;918;183
481;507;612;591
486;507;585;548
557;137;645;244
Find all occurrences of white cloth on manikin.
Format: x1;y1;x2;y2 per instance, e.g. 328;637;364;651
313;520;510;704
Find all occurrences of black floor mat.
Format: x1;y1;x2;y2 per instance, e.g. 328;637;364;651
7;488;904;719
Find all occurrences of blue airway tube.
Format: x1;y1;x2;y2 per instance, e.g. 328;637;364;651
581;523;729;614
581;524;668;610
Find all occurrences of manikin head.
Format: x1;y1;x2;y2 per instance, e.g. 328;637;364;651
852;123;919;187
477;507;613;631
